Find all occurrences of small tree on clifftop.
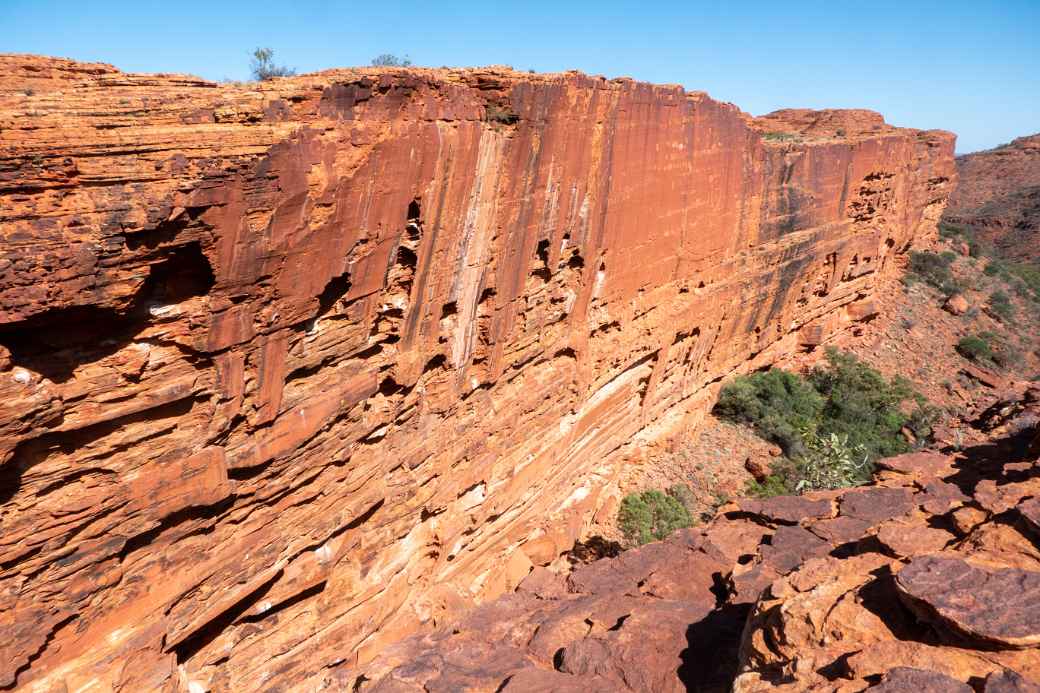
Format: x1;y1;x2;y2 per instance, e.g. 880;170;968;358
371;53;413;67
251;47;296;81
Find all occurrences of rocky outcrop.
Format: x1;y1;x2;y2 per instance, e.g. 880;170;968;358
0;54;954;690
360;385;1040;692
945;133;1040;260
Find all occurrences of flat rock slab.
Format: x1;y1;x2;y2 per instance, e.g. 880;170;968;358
868;666;972;692
876;521;954;558
984;669;1040;693
1019;498;1040;536
760;525;831;574
896;555;1040;649
918;479;970;514
807;515;872;544
877;451;956;478
975;479;1040;515
840;487;916;525
736;495;834;525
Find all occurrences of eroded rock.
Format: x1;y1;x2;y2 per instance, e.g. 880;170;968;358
895;555;1040;649
0;54;957;689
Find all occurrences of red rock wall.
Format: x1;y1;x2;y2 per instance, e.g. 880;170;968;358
944;133;1040;261
0;55;954;691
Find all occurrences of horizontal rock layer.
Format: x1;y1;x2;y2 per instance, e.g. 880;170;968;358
0;55;954;691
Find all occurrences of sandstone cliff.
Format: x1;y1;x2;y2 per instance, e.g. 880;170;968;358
0;54;954;691
359;384;1040;692
945;134;1040;260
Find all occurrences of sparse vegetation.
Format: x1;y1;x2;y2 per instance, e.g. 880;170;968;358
485;103;520;125
371;53;413;67
940;223;1040;303
956;331;1022;369
907;250;961;297
617;488;693;546
987;290;1014;321
717;348;937;497
956;334;995;364
714;368;823;456
250;47;296;81
795;430;871;492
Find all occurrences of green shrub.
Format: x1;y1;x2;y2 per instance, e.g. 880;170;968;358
617;490;693;546
714;368;823;455
745;473;793;498
806;348;919;463
371;53;413;67
744;456;802;498
988;290;1014;321
906;398;942;440
957;331;1021;369
957;334;995;364
796;430;871;492
908;250;964;296
666;483;697;515
719;349;937;496
1007;262;1040;301
250;47;295;81
984;260;1006;277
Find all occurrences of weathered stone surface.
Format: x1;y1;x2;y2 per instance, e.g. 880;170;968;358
0;53;956;689
868;667;973;692
895;555;1040;648
985;669;1040;693
1020;498;1040;535
944;293;970;315
944;133;1040;262
876;520;954;557
737;494;835;525
877;450;956;478
760;524;832;573
364;388;1040;692
354;528;729;692
839;486;917;524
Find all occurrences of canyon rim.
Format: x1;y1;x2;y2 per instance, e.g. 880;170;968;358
0;55;956;691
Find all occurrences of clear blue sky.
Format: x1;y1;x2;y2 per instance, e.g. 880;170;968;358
3;1;1037;153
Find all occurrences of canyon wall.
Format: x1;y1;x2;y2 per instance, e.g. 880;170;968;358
0;55;954;692
944;133;1040;261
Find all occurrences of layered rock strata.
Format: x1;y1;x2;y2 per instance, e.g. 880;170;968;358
360;384;1040;692
945;133;1040;261
0;55;953;690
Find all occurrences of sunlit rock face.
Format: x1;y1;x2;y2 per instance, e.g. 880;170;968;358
944;132;1040;261
0;55;954;691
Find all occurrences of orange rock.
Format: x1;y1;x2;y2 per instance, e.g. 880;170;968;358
945;293;970;315
0;54;955;688
945;134;1040;263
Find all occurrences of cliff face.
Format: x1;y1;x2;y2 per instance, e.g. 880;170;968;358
358;385;1040;693
0;55;954;691
945;134;1040;260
